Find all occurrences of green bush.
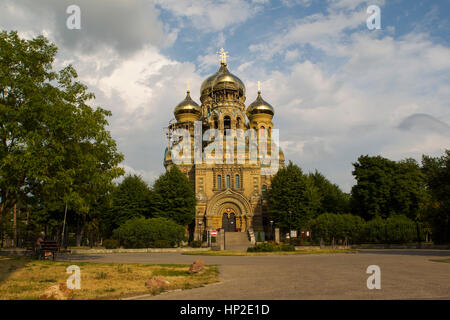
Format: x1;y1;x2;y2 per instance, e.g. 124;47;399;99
210;236;216;243
385;215;417;244
247;242;295;252
152;240;172;248
190;240;202;248
309;213;365;244
103;239;119;249
113;217;186;249
363;217;386;243
281;244;296;251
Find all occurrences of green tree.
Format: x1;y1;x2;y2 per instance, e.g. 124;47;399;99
307;170;350;214
152;166;196;226
422;150;450;244
0;31;124;246
268;162;321;230
105;175;154;234
350;155;425;220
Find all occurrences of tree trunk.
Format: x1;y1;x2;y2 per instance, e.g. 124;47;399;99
75;223;85;247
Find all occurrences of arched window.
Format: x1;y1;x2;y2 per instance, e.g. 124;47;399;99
260;126;266;138
226;175;231;188
224;116;231;135
214;117;218;129
217;175;222;189
236;117;241;129
235;174;240;189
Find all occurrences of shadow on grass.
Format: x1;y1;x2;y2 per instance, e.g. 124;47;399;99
0;256;31;286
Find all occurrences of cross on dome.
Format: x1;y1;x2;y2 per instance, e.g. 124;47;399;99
186;81;191;93
217;48;229;65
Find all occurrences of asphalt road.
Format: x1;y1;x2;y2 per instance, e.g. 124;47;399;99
59;249;450;300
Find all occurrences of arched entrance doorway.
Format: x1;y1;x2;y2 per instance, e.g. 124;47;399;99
222;210;237;232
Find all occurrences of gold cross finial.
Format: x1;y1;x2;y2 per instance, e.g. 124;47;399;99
257;81;261;93
186;81;191;93
217;48;229;65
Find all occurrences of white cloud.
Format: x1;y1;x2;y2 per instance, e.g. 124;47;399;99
154;0;262;31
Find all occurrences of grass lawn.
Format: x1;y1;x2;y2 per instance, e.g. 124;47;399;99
0;256;219;300
183;248;357;256
429;258;450;263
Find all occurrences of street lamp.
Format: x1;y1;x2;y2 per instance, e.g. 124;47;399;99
270;220;274;241
198;220;203;242
288;210;292;234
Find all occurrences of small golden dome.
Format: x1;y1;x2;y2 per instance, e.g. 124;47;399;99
247;91;274;117
201;62;245;96
174;90;201;120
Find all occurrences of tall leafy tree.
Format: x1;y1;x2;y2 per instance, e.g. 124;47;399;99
422;150;450;244
268;161;321;230
0;31;124;245
106;175;154;233
350;155;425;221
152;166;196;226
350;155;396;220
307;170;350;214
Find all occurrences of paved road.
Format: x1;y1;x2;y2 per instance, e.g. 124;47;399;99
60;249;450;300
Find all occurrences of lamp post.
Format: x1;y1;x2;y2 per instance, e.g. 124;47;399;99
270;220;274;241
288;210;292;238
198;220;203;242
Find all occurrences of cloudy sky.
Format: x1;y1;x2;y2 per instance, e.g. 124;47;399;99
1;0;449;192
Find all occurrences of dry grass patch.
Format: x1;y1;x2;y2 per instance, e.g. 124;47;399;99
0;256;219;300
182;249;357;256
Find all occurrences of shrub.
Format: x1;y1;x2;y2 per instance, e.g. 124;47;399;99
103;239;119;249
113;217;186;249
309;213;365;244
363;217;386;243
190;240;202;248
210;236;216;243
247;242;295;252
281;244;295;251
385;215;416;244
152;240;172;248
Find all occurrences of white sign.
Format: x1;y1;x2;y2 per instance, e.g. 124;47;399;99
210;230;217;236
290;230;297;238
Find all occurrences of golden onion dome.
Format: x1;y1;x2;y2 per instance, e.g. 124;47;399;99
173;90;201;120
200;62;245;96
247;91;274;117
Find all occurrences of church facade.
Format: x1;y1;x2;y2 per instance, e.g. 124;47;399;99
164;49;284;241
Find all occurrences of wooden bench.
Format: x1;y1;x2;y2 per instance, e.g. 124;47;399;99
39;240;61;260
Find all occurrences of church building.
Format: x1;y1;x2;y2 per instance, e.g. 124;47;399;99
164;49;285;242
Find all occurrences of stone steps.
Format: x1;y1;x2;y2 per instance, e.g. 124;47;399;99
224;232;251;251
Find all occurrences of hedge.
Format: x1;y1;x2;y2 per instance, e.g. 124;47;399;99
309;213;422;244
114;217;186;248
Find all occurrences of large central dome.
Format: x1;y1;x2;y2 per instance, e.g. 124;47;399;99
200;62;246;97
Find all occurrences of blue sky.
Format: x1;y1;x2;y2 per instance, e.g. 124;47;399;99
1;0;449;192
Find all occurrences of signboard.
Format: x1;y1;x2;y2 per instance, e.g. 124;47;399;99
290;230;297;238
210;230;217;237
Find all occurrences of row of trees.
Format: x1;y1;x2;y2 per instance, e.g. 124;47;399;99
0;31;124;247
0;30;197;248
100;168;196;245
309;213;420;244
268;151;450;244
